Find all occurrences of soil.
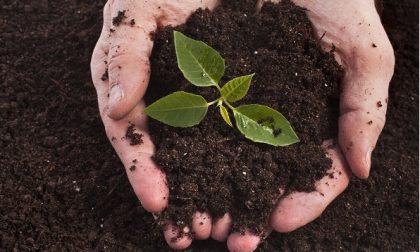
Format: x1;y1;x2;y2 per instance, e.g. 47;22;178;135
146;1;342;235
112;10;126;26
0;0;418;251
126;124;144;146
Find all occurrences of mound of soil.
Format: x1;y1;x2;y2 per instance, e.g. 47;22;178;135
146;0;342;235
0;0;417;251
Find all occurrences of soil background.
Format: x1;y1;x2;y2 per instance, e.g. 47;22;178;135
0;0;418;251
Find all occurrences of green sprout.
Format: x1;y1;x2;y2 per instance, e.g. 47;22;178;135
144;31;299;147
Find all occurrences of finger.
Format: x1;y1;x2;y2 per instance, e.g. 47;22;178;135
270;142;351;233
93;64;169;213
91;37;109;98
104;102;169;212
338;33;395;178
227;230;261;252
163;224;192;250
107;106;169;213
255;0;280;12
91;2;168;214
287;0;395;178
106;1;157;119
156;1;220;27
338;20;395;178
192;212;212;240
211;213;232;241
91;2;112;92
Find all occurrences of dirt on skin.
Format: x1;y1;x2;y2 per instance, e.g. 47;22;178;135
126;123;144;146
146;0;342;236
0;0;418;251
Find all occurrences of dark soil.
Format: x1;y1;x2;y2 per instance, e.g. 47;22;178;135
126;124;144;146
0;0;418;251
112;10;126;26
146;1;342;235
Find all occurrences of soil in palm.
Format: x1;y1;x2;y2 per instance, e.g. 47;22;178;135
146;0;342;235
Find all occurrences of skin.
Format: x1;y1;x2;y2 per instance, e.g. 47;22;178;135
91;0;394;251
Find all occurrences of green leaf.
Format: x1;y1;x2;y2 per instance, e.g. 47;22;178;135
219;104;233;127
233;104;299;146
221;74;254;102
174;31;225;87
144;91;208;128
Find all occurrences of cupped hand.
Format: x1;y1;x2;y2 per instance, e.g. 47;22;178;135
90;0;220;250
227;0;395;251
91;0;395;251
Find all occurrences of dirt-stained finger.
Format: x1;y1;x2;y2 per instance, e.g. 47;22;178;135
211;213;232;241
192;212;212;240
163;223;193;250
227;230;261;252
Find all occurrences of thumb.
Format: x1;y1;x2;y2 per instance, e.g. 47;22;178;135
339;36;395;179
107;5;157;119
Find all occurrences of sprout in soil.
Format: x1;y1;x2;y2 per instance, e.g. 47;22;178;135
144;31;299;147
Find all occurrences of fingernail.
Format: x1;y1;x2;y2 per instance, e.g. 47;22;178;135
364;147;374;176
109;84;122;109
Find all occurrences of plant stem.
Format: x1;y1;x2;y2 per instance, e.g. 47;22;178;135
213;83;222;92
207;99;219;106
223;100;236;111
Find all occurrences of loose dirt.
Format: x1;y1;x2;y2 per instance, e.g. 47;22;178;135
146;0;342;235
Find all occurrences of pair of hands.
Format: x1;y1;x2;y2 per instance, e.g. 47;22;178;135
90;0;395;251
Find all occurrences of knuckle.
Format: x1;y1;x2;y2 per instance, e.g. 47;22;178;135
90;47;108;83
371;112;386;130
273;216;298;233
104;0;112;16
108;43;149;65
352;37;395;77
106;0;115;8
382;41;396;73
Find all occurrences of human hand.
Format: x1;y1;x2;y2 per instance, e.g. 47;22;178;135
91;0;394;250
226;0;395;251
90;0;221;250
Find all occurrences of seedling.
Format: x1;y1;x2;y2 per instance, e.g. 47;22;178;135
144;31;299;147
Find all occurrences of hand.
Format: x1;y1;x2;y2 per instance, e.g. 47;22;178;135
90;0;220;250
91;0;395;251
227;1;395;251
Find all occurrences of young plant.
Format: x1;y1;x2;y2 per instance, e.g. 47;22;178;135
144;31;299;147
